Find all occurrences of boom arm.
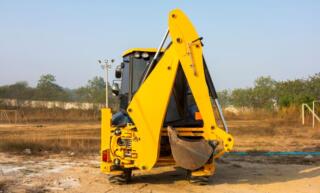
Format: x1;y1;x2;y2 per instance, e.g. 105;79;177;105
127;9;233;170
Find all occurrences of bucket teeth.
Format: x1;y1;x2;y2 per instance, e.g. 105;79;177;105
167;126;213;170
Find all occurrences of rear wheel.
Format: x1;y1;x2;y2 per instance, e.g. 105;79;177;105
108;169;132;185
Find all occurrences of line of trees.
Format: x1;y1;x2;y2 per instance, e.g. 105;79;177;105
218;73;320;109
0;74;115;104
1;72;319;109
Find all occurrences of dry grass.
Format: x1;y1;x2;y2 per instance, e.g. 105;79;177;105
0;181;7;193
0;179;14;193
0;107;101;123
0;123;100;154
312;132;320;139
26;185;47;193
0;107;319;154
224;106;315;126
0;139;99;154
224;108;275;120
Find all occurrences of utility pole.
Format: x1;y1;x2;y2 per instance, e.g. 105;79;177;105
98;59;114;108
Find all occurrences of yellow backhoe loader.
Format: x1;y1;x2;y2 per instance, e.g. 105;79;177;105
100;9;234;185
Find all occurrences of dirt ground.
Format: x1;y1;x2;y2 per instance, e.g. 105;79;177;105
0;153;319;193
0;121;319;193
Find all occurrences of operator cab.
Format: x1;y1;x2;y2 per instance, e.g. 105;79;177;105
113;48;161;109
112;48;202;127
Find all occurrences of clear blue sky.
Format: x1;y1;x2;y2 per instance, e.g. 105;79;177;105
0;1;319;90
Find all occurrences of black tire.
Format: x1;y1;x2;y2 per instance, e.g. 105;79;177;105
186;170;209;185
189;175;209;185
108;169;132;185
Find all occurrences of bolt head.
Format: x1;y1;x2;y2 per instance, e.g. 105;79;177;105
114;158;121;166
114;128;121;136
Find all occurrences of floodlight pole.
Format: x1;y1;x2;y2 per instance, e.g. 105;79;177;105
99;59;114;108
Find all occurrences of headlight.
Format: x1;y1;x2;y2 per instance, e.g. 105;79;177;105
134;52;140;58
141;52;149;59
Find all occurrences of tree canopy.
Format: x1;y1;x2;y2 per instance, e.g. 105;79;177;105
0;74;113;104
218;73;320;109
34;74;69;101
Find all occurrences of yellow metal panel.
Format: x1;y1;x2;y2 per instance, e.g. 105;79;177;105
101;108;111;151
127;47;179;170
122;48;164;57
191;162;216;176
100;108;112;173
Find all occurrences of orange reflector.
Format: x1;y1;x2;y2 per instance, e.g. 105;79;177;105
102;149;111;162
195;112;202;120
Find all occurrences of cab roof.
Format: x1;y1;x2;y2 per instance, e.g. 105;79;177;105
122;48;164;57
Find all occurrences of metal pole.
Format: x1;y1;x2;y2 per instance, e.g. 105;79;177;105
214;99;229;133
203;59;229;133
153;29;169;64
105;64;109;108
302;104;305;125
313;101;315;128
98;59;114;109
15;110;17;124
141;29;169;83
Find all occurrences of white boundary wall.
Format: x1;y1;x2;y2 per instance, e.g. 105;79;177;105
0;98;104;110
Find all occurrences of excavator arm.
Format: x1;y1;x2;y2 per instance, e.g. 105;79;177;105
127;9;233;170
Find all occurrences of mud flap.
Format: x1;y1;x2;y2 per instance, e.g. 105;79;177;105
167;126;213;170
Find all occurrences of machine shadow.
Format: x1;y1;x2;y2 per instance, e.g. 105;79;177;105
131;160;320;185
132;168;187;185
209;161;320;186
